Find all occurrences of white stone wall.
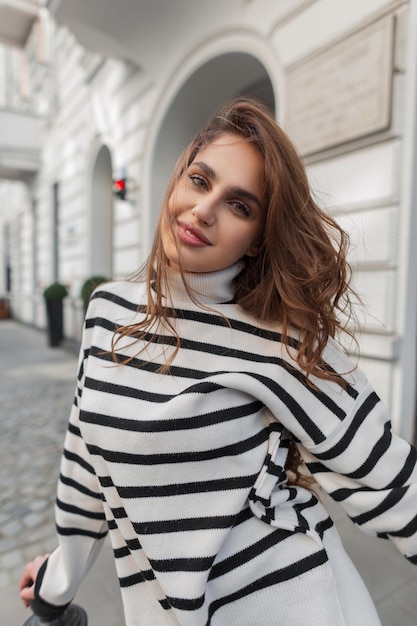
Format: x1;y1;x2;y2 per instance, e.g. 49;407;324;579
266;0;414;437
21;26;158;338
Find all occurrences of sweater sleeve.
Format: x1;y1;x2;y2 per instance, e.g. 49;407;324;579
35;309;108;607
297;376;417;565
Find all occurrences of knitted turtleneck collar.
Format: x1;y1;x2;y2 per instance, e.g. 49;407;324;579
160;262;243;305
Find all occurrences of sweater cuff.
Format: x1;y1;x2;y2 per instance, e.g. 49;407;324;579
33;559;72;618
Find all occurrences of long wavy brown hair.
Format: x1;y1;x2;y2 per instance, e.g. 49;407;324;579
112;96;358;488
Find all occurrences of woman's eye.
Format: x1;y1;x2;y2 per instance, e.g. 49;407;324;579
190;175;207;190
232;201;250;217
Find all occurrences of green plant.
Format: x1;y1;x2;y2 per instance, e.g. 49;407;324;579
80;275;109;307
43;282;68;300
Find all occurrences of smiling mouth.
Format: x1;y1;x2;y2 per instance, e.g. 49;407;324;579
177;222;212;247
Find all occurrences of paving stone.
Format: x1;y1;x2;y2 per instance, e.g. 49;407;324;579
0;569;11;589
11;565;25;583
1;549;24;569
1;519;24;537
29;498;49;512
0;321;77;588
0;536;18;554
7;504;30;519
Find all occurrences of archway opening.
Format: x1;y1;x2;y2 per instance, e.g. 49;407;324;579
91;145;113;277
150;52;275;236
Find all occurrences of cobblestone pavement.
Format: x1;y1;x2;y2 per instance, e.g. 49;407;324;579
0;320;78;590
0;320;124;626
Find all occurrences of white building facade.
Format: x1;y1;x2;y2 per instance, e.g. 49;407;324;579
1;0;417;442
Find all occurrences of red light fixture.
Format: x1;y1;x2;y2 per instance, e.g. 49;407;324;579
113;177;126;200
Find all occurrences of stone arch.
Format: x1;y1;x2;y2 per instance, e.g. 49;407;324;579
90;144;113;277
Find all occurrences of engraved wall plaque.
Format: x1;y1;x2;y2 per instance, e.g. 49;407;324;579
285;15;394;155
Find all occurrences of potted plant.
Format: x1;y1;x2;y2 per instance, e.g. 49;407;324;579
0;296;10;320
80;275;109;311
43;282;68;347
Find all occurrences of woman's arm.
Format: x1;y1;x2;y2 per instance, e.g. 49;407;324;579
20;304;108;607
298;380;417;563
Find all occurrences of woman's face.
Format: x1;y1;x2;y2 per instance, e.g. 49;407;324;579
161;133;265;273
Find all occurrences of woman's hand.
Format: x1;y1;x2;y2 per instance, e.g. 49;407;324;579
19;554;49;607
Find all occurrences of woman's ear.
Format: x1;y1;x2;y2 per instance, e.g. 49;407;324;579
245;238;262;257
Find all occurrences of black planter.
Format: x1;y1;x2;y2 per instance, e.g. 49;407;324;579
45;298;64;347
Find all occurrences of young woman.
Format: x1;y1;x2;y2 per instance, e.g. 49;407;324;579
20;97;417;625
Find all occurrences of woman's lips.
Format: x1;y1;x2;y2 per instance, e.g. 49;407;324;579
177;222;212;247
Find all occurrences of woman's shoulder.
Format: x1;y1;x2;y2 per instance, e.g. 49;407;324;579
92;279;143;296
87;279;147;314
322;335;368;389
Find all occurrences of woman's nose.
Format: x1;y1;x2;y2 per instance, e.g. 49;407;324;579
191;201;216;225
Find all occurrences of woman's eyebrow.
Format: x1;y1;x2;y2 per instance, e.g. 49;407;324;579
230;186;263;211
192;161;216;179
192;160;263;210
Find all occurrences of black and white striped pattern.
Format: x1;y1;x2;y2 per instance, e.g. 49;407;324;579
35;267;417;625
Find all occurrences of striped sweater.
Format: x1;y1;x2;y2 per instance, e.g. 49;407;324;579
36;263;417;625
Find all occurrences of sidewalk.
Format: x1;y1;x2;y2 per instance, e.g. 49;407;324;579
1;319;417;625
0;320;124;626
